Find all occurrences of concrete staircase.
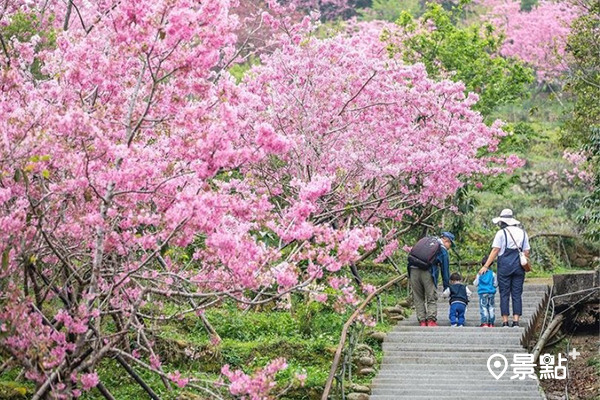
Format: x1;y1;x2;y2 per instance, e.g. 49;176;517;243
371;284;549;400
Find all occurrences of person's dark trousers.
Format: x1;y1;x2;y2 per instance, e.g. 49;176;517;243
498;269;525;316
449;302;466;326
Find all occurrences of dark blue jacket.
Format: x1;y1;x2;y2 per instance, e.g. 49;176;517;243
448;283;469;304
432;244;450;290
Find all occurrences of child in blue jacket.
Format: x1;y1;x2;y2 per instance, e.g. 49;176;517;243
473;256;498;327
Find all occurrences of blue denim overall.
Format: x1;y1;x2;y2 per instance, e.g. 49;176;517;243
497;229;525;316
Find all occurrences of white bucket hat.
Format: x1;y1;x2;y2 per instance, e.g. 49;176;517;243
492;208;520;226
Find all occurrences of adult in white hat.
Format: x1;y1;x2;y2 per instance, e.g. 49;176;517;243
479;209;530;327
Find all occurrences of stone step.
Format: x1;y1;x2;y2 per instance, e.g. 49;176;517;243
376;369;512;376
377;365;519;374
379;345;526;352
412;306;540;312
438;283;548;296
374;370;532;377
401;314;533;320
464;284;548;291
400;321;532;327
380;356;521;364
433;300;544;306
388;326;528;333
374;373;536;381
386;319;524;337
386;332;522;341
372;378;539;387
382;337;523;345
370;396;543;400
385;329;524;335
371;388;542;396
370;392;544;399
435;298;541;303
370;284;548;399
400;320;531;327
428;310;540;316
381;352;523;360
403;314;537;321
373;373;538;380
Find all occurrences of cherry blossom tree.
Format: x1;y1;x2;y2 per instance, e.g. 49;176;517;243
241;25;523;276
0;0;522;398
479;0;581;82
0;0;297;397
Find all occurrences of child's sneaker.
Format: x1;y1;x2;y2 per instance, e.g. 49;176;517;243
479;323;488;328
451;324;457;327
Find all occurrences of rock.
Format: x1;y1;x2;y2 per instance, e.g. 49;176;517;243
389;314;405;321
369;331;386;342
357;367;376;376
349;384;371;394
347;393;370;400
398;299;412;307
382;306;404;315
355;344;374;355
346;393;369;400
572;254;596;268
358;356;375;366
511;184;526;195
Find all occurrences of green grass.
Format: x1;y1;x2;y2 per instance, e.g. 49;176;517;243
77;280;404;399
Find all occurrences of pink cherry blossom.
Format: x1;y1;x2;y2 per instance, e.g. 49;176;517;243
0;2;524;397
79;372;99;391
478;0;581;81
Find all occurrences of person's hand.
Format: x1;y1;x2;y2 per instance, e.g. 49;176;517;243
478;266;488;275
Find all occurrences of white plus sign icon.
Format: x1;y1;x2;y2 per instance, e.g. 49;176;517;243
568;348;580;360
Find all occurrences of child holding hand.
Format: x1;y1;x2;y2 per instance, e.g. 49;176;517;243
473;256;498;327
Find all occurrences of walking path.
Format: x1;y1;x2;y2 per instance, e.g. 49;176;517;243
370;284;549;400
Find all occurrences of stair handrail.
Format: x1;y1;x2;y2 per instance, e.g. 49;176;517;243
321;273;407;400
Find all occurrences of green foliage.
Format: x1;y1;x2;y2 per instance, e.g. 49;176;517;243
451;85;600;271
228;57;260;83
586;353;600;373
497;122;539;154
574;127;600;242
520;0;538;12
359;0;422;21
0;381;31;400
563;1;600;241
391;3;534;116
447;186;480;242
0;12;57;80
71;281;404;400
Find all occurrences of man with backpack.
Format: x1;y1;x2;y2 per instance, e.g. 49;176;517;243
407;232;454;326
